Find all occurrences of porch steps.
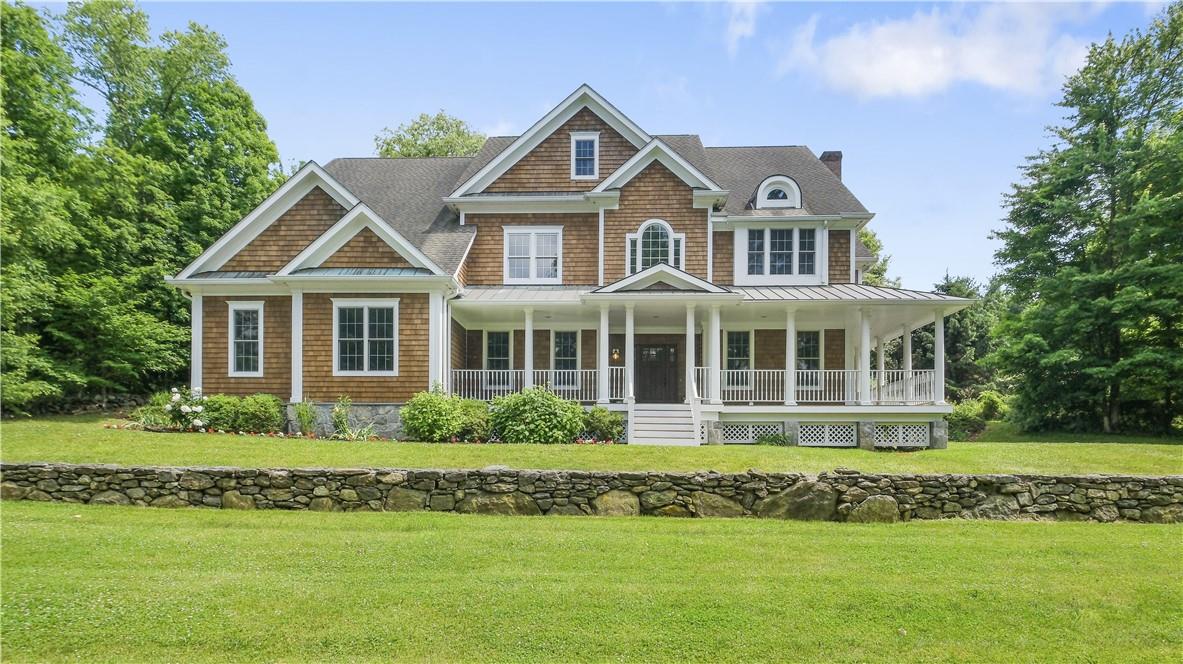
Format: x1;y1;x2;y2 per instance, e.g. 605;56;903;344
630;404;698;446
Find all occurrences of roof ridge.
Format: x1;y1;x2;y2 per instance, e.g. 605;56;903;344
330;155;475;161
705;145;808;150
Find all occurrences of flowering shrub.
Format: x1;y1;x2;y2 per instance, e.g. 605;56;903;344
490;387;583;444
163;387;208;431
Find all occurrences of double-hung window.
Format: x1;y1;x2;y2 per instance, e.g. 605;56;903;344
333;299;398;376
740;227;820;284
485;331;512;388
504;227;561;284
570;132;599;179
552;331;579;387
627;220;685;274
796;330;821;389
228;301;264;377
726;331;751;387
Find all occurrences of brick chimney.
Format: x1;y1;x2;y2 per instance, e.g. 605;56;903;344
820;151;842;181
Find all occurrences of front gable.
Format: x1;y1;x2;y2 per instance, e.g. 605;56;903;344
221;186;347;273
592;263;731;294
277;204;445;276
320;227;414;269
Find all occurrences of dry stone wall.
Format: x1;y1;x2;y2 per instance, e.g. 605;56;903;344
2;462;1180;523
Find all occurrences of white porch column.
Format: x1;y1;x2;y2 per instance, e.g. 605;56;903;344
523;308;534;388
858;309;872;405
190;293;203;393
934;310;946;404
901;324;913;402
784;307;797;406
625;304;636;403
428;291;444;388
290;291;302;402
708;305;721;403
685;304;697;403
875;336;885;395
597;304;610;403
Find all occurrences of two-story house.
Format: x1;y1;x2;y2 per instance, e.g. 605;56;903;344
168;85;972;447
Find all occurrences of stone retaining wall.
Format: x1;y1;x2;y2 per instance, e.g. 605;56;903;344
2;462;1180;523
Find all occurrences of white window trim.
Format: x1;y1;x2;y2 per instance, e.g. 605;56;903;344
626;219;686;275
227;301;264;378
482;329;515;388
756;175;802;209
570;131;600;180
723;328;756;387
331;298;400;377
549;329;582;387
503;225;563;285
734;226;822;286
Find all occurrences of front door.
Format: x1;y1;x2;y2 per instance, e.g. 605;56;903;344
636;344;679;403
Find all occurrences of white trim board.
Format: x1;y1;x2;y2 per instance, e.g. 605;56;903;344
593;138;725;194
276;203;445;276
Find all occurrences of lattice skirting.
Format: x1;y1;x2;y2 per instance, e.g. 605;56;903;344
721;422;784;444
873;423;929;448
798;423;858;447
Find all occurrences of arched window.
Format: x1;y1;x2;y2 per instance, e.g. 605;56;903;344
627;220;685;274
756;176;801;209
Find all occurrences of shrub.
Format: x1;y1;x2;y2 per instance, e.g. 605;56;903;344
135;388;208;430
491;387;584;444
401;388;463;442
947;400;987;441
582;406;623;442
202;394;242;431
330;395;375;441
132;391;172;428
977;390;1009;421
291;401;319;436
756;433;792;446
456;398;491;442
236;394;284;433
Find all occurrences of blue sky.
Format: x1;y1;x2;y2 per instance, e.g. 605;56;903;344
68;1;1162;290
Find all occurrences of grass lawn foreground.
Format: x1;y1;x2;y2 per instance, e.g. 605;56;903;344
1;416;1181;476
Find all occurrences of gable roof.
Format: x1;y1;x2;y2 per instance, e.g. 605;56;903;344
593;138;723;193
704;146;869;216
277;203;445;276
449;84;652;197
591;263;733;295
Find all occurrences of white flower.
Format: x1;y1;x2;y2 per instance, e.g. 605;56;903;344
193;406;203;413
180;405;192;414
192;419;204;428
171;393;181;402
164;404;172;412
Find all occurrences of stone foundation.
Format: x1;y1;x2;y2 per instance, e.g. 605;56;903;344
3;462;1180;523
287;403;402;439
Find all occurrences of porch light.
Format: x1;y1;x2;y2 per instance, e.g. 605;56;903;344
611;348;621;362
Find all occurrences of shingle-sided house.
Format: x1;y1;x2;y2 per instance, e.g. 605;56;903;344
168;85;972;447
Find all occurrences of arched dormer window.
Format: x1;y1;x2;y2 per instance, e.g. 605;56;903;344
756;175;802;209
626;219;685;274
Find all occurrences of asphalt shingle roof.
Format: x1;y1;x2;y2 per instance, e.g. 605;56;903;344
704;146;869;216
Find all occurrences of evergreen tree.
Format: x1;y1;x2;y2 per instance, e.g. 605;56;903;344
990;4;1183;433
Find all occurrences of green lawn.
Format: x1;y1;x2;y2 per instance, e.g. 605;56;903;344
1;502;1179;662
2;415;1180;475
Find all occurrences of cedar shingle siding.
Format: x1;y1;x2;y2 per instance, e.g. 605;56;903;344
202;296;292;398
222;187;345;273
828;229;851;284
603;162;709;282
301;292;429;402
713;230;733;284
464;213;598;285
485;108;638;192
321;228;414;268
824;329;845;370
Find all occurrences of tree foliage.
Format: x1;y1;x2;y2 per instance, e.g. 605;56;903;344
374;110;485;158
989;4;1183;433
0;1;279;412
857;228;897;286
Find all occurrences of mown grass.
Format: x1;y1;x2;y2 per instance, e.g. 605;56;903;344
2;415;1180;476
1;501;1180;662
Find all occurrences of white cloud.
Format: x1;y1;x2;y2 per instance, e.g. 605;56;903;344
725;2;764;57
777;4;1094;98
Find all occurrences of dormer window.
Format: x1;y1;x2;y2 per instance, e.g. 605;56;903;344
570;131;599;179
756;175;802;209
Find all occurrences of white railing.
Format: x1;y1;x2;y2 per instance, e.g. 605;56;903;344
688;371;702;444
719;369;788;403
451;370;524;401
871;369;936;403
695;367;710;402
609;366;627;401
796;369;859;403
533;369;598;402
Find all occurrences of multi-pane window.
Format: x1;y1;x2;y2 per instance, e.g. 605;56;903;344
485;332;510;371
770;229;793;275
504;228;561;283
798;229;816;275
744;227;818;280
796;330;821;389
628;221;684;274
726;331;751;386
767;188;789;201
229;302;263;377
571;132;599;178
553;331;578;386
333;300;398;375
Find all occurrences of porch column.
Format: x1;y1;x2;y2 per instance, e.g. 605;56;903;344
523;308;534;388
685;304;696;404
875;336;885;395
901;324;913;402
598;304;610;403
428;291;444;388
858;309;872;405
708;304;721;403
190;293;203;393
934;310;946;404
784;307;796;406
290;291;302;402
625;304;636;403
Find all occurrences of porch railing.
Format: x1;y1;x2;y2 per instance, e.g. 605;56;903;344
691;368;935;404
871;369;936;403
451;370;525;401
609;366;627;401
532;369;598;402
451;368;628;402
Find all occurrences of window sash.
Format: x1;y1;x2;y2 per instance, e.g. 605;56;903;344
505;230;561;283
486;332;510;371
725;331;751;386
747;231;765;275
746;227;820;279
229;304;263;376
629;225;683;274
334;302;397;375
798;229;816;275
574;139;596;176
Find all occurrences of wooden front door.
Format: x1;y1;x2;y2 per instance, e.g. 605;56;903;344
636;344;679;403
